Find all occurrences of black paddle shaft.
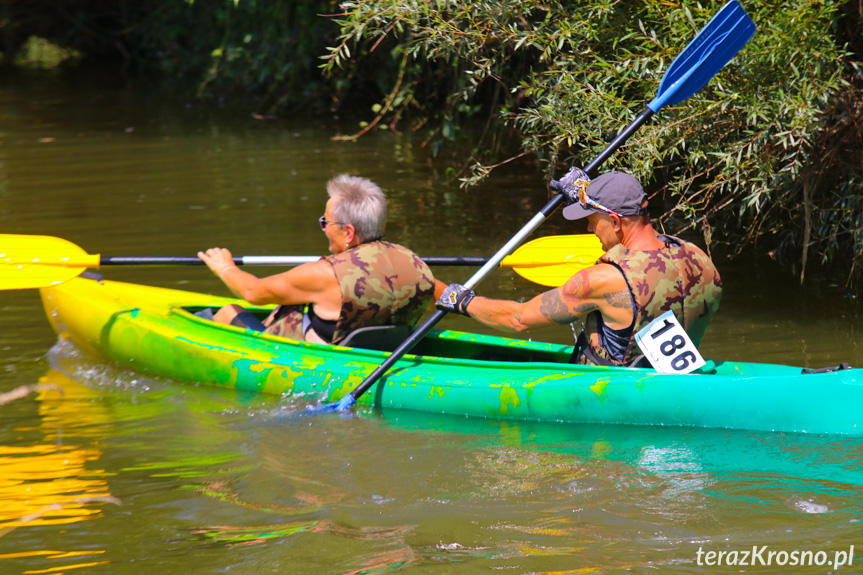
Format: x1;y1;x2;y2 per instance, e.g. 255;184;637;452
583;109;654;176
99;256;489;266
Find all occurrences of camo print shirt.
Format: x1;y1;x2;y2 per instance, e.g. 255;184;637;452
264;240;434;344
577;235;722;366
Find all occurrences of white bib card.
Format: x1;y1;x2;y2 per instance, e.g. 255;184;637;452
633;310;706;374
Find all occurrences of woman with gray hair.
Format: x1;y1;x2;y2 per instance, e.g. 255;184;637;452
198;174;435;345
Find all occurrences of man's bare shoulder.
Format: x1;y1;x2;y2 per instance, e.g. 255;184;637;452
565;263;627;295
536;263;629;325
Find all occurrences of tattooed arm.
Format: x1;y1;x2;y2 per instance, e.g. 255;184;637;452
462;263;632;333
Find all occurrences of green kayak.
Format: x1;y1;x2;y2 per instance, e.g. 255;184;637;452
39;276;862;435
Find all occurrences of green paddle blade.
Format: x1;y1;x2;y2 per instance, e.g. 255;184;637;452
0;234;100;290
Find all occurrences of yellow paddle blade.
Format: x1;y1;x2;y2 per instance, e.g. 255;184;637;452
500;234;604;287
0;234;100;290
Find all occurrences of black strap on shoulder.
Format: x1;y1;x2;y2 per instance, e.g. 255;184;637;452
657;234;682;247
568;332;586;364
568;331;617;366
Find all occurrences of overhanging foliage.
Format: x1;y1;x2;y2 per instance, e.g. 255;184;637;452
323;0;863;285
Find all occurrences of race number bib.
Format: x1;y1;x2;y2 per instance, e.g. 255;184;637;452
633;311;705;374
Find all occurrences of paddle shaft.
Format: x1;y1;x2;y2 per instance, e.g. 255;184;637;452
99;256;489;266
344;109;656;403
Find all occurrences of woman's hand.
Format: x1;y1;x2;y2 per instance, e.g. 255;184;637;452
198;248;237;280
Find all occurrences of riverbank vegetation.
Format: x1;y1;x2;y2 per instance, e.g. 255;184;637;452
2;0;862;286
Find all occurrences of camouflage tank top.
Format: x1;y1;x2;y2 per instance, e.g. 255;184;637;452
576;235;722;366
265;241;434;344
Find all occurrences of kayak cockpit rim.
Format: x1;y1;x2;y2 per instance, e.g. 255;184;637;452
171;304;651;371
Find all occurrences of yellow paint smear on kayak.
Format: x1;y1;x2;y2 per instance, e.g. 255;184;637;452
259;364;303;395
229;359;274;392
228;349;335;394
496;385;520;415
176;336;248;357
330;374;364;403
429;386;446;399
228;359;303;394
590;378;610;399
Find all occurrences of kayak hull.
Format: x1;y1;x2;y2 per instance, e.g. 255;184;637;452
40;277;863;435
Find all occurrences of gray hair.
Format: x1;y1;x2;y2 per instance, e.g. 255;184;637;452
327;174;387;243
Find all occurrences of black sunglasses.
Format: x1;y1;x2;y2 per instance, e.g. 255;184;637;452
319;215;346;230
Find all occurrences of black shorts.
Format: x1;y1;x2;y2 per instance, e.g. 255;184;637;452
230;311;266;331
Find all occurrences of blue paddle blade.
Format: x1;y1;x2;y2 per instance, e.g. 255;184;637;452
305;393;357;414
648;0;756;112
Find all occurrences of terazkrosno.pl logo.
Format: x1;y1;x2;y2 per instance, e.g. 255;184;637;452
696;546;855;569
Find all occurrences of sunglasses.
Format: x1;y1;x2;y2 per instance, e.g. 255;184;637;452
319;215;347;230
572;179;622;218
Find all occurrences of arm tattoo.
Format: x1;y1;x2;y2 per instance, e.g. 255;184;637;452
537;272;602;325
563;273;589;299
604;289;633;309
540;290;598;325
539;291;571;325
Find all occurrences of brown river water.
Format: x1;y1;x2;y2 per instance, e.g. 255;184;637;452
1;69;862;574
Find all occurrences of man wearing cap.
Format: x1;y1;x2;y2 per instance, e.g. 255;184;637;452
435;169;722;366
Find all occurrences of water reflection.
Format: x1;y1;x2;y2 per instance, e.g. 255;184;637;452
0;370;116;532
195;522;417;574
378;409;863;486
0;369;119;574
1;356;860;574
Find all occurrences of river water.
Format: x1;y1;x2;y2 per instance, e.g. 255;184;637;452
1;69;862;574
